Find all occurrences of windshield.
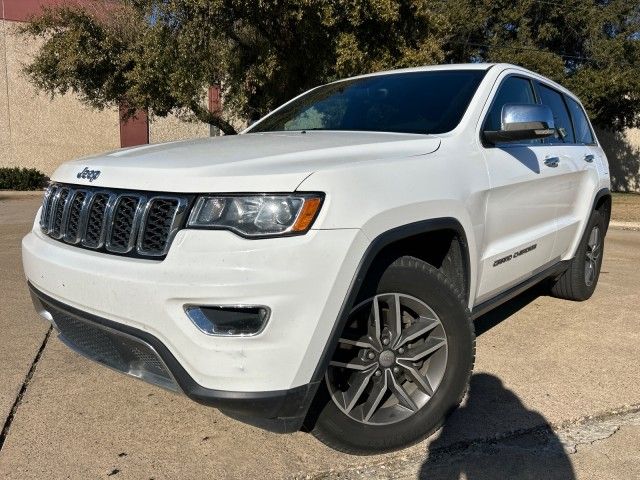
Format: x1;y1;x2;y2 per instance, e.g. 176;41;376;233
247;70;487;135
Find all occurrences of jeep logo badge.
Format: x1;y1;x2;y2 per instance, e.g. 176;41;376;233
77;167;101;182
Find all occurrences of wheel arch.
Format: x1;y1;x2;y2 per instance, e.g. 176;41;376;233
309;217;471;385
593;188;611;234
563;187;611;265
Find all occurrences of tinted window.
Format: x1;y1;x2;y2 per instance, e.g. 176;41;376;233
538;84;575;144
248;70;486;135
566;97;595;144
484;76;537;133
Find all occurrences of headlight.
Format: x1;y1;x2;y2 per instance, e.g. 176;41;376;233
187;193;324;237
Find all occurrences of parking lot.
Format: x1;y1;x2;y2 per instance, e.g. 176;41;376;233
1;193;639;479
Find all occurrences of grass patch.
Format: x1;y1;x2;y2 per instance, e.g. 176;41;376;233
612;192;640;223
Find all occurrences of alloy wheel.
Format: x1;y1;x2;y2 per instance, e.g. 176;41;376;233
325;293;448;426
584;226;601;287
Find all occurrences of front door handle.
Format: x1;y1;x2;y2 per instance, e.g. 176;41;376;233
584;154;595;163
544;156;560;168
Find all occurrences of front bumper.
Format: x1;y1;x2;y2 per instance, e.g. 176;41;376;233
23;221;369;427
30;285;318;432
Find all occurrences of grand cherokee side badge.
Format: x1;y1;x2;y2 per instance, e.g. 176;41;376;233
77;167;101;182
493;243;537;267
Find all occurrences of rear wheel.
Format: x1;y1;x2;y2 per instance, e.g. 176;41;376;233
550;210;606;301
311;256;475;454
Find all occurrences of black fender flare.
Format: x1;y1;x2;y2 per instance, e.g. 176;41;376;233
309;217;471;384
592;187;611;233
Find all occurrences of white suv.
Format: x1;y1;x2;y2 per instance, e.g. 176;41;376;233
23;63;611;454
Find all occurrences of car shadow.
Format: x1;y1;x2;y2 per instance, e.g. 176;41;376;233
474;282;546;337
418;373;575;479
418;286;575;479
499;146;541;174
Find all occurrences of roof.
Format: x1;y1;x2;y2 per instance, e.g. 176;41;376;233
342;63;497;82
328;63;579;101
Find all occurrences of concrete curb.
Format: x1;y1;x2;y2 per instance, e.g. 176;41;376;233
610;220;640;231
0;190;45;200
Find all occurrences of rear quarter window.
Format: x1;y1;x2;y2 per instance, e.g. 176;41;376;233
566;97;595;145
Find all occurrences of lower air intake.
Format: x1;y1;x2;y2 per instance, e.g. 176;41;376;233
49;303;179;392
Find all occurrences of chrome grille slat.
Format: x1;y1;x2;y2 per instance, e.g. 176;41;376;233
60;189;79;242
63;190;88;244
39;183;189;259
75;191;94;245
40;184;58;232
81;192;111;249
50;187;70;239
138;197;188;257
105;194;145;253
45;186;63;234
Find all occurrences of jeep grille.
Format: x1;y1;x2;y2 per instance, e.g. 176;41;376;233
39;183;189;259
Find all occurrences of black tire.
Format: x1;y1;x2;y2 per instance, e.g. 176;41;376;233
550;209;606;301
310;256;475;454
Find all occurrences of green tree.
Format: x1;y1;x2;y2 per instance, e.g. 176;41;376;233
21;0;449;134
443;0;640;131
21;0;640;133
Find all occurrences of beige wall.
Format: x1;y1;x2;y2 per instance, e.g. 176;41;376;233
0;19;212;177
149;115;209;145
0;20;11;171
0;19;120;176
596;128;640;193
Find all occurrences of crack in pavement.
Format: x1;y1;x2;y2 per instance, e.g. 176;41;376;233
558;407;640;454
0;326;52;452
298;404;640;480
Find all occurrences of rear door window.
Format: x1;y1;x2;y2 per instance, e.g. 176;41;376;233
537;84;575;144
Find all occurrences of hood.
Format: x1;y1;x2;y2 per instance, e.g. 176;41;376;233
52;131;441;192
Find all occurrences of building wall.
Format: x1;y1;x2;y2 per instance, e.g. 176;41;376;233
0;0;212;177
0;18;121;175
0;17;212;177
596;128;640;193
149;85;221;144
149;115;210;145
0;19;11;171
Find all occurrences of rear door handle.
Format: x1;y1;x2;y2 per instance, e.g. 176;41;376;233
584;154;595;163
544;156;560;168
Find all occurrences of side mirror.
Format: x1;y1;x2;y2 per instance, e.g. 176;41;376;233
484;104;556;144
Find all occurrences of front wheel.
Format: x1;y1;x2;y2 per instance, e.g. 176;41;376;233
311;256;475;454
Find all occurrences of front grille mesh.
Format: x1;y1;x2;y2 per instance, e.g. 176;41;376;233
40;183;187;258
65;191;86;242
108;196;140;251
140;199;180;254
48;303;178;391
51;188;70;238
84;193;109;248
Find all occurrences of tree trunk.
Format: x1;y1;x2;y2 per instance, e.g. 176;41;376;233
191;104;237;135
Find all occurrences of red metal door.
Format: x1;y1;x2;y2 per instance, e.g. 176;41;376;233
119;106;149;148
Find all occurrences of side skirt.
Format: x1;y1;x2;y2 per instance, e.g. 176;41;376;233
470;260;570;320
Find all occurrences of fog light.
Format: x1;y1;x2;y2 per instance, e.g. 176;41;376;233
185;305;270;336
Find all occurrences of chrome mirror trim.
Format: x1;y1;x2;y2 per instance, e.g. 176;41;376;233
484;104;556;143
